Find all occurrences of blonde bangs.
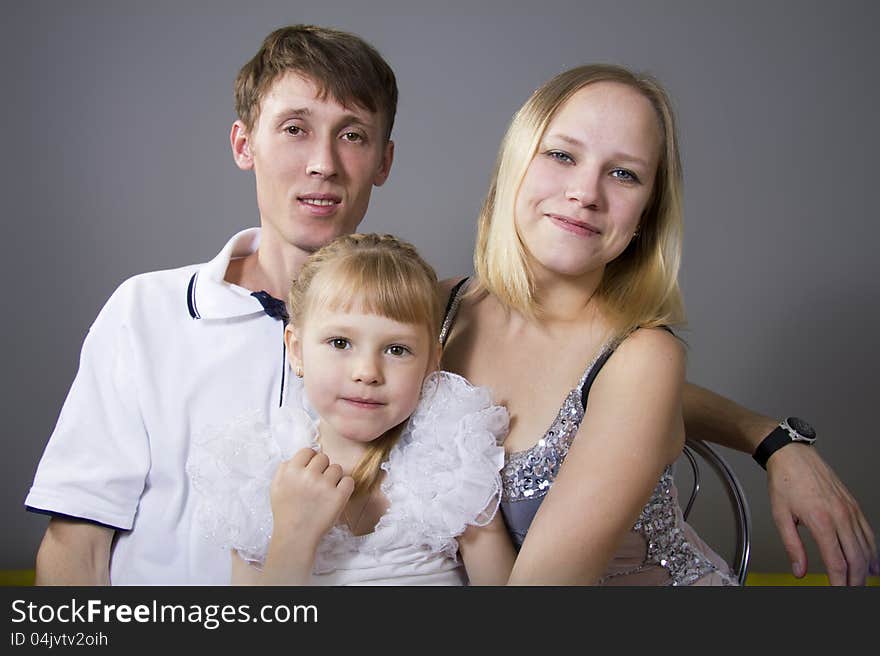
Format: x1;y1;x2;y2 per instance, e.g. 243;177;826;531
305;253;442;344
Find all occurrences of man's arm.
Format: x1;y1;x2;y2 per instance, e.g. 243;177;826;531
35;518;114;585
27;277;152;584
682;382;777;452
683;381;878;585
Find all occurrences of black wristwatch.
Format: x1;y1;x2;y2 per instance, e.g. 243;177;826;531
753;417;817;469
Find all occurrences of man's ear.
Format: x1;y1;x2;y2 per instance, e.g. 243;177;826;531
373;140;394;186
284;324;303;370
230;120;255;170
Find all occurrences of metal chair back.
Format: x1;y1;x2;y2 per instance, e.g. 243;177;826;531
681;439;751;585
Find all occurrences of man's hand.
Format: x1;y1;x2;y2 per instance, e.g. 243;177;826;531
767;444;878;585
682;382;878;585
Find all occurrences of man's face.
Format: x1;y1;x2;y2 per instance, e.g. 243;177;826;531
232;72;393;254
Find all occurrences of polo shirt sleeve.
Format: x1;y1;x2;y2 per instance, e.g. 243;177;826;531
25;278;150;531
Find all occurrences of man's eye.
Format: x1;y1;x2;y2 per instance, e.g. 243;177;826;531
342;132;365;143
286;125;304;136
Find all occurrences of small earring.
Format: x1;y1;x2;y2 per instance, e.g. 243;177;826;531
295;366;304;378
633;230;640;238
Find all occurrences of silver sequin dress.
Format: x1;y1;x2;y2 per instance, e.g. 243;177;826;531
442;280;737;586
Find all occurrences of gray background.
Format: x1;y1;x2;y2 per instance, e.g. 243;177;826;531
2;0;877;577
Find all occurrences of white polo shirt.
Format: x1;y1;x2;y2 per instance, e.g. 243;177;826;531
26;228;298;585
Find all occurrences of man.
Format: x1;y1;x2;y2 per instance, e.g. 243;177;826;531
26;25;877;585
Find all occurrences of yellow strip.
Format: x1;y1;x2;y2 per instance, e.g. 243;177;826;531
0;570;35;586
746;572;880;586
3;569;878;587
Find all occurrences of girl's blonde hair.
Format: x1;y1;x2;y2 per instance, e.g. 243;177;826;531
288;233;442;493
473;64;685;338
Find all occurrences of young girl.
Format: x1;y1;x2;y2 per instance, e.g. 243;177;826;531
187;233;514;585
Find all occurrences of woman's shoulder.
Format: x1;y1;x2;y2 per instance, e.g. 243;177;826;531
438;277;496;333
609;327;685;377
438;277;480;353
439;276;468;296
586;327;686;416
580;328;685;463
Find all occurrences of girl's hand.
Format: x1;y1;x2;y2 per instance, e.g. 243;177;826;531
260;447;355;585
270;447;355;544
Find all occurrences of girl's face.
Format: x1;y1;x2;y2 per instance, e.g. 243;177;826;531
514;81;662;282
286;304;436;445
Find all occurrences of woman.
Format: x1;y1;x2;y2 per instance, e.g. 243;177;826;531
441;64;734;584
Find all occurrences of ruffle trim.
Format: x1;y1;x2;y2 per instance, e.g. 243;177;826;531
185;404;318;564
186;371;507;568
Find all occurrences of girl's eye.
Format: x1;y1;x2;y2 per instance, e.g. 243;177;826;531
329;338;350;350
385;344;411;357
611;168;640;183
342;131;365;143
285;125;305;136
546;150;575;164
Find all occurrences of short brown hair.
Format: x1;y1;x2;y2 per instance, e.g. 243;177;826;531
234;25;398;140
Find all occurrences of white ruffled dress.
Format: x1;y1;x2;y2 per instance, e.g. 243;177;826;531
186;371;508;585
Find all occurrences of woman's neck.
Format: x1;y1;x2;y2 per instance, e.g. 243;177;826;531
529;265;604;325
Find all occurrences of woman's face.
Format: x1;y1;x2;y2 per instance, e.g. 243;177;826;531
514;81;663;282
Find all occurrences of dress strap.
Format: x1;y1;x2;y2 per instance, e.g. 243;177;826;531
439;277;470;347
579;347;617;410
578;325;677;409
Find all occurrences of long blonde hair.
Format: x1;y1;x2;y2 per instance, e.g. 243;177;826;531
473;64;685;337
288;233;442;493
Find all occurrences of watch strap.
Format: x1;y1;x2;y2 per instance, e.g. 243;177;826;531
753;424;796;470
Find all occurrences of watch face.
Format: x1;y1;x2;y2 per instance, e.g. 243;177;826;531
787;417;816;440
